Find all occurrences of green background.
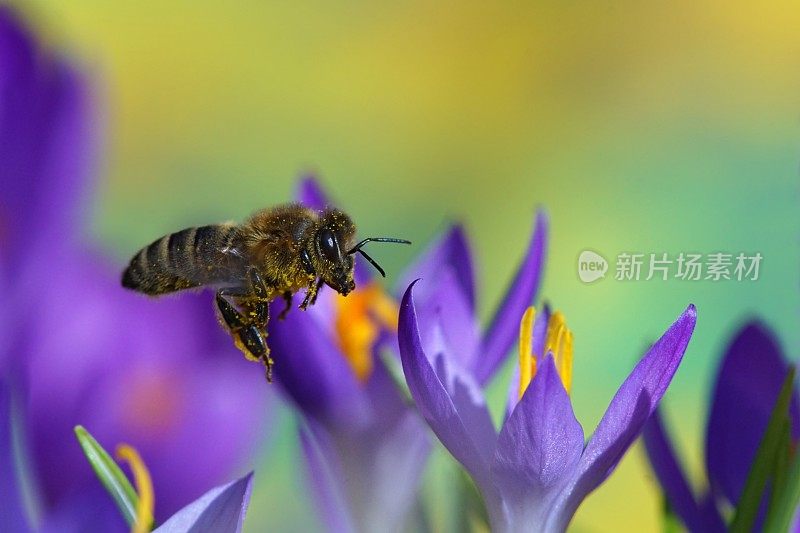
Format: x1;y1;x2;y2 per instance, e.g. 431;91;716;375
18;1;799;530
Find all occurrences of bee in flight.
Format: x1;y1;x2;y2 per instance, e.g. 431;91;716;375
122;203;410;381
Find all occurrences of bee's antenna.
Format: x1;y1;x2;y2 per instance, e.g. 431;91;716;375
355;249;386;277
348;237;412;253
347;237;412;277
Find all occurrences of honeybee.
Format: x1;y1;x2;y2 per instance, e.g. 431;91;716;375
122;203;410;381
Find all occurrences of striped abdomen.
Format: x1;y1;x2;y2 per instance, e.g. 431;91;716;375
122;224;241;295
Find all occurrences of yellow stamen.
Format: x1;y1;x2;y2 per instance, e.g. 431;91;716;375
116;444;154;533
518;307;536;399
516;308;574;399
335;282;399;382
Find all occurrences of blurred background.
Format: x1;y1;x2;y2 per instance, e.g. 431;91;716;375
12;1;799;531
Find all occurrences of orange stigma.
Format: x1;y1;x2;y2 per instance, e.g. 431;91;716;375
334;282;399;382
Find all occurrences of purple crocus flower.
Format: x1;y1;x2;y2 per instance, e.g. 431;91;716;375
1;377;255;533
643;321;800;532
399;281;697;532
0;7;268;527
267;177;546;531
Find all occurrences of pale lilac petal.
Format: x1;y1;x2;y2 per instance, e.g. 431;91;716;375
154;472;254;533
706;321;800;506
413;271;479;369
493;356;584;526
302;408;430;533
299;422;356;533
475;210;548;385
643;408;723;532
547;304;697;530
398;282;495;484
396;225;476;311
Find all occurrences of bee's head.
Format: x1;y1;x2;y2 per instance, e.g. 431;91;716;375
303;208;412;297
311;209;356;296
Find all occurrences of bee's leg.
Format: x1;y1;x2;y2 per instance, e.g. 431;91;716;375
278;292;293;321
309;279;324;306
300;278;320;311
215;291;247;331
215;290;274;381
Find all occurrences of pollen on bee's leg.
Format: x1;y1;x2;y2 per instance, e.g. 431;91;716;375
116;444;154;533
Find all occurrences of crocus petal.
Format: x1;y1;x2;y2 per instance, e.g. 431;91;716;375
0;8;91;275
0;377;31;532
398;282;495;484
547;304;696;531
269;300;372;430
413;271;479;370
38;485;125;533
492;355;584;527
396;224;476;312
154;472;254;533
643;408;723;533
705;321;800;506
299;422;356;533
296;175;329;210
475;210;548;385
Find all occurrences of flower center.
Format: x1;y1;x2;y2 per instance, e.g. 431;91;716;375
334;282;399;382
116;444;154;533
518;306;573;398
123;369;183;435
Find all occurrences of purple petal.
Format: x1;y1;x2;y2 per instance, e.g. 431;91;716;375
412;271;479;370
38;485;125;533
296;175;329;210
0;8;92;276
643;408;723;532
398;282;495;485
303;409;430;532
269;299;372;429
492;355;584;526
705;321;800;506
154;472;254;533
547;304;697;530
0;376;32;532
299;422;355;533
396;225;476;312
475;210;548;385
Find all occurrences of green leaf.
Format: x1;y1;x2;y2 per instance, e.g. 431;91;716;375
457;469;490;533
764;431;800;532
74;425;139;526
730;366;796;533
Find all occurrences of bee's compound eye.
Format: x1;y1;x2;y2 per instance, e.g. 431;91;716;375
318;227;340;263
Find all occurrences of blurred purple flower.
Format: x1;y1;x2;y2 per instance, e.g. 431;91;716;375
399;281;697;532
0;7;268;528
643;321;800;532
268;177;547;531
1;379;255;533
